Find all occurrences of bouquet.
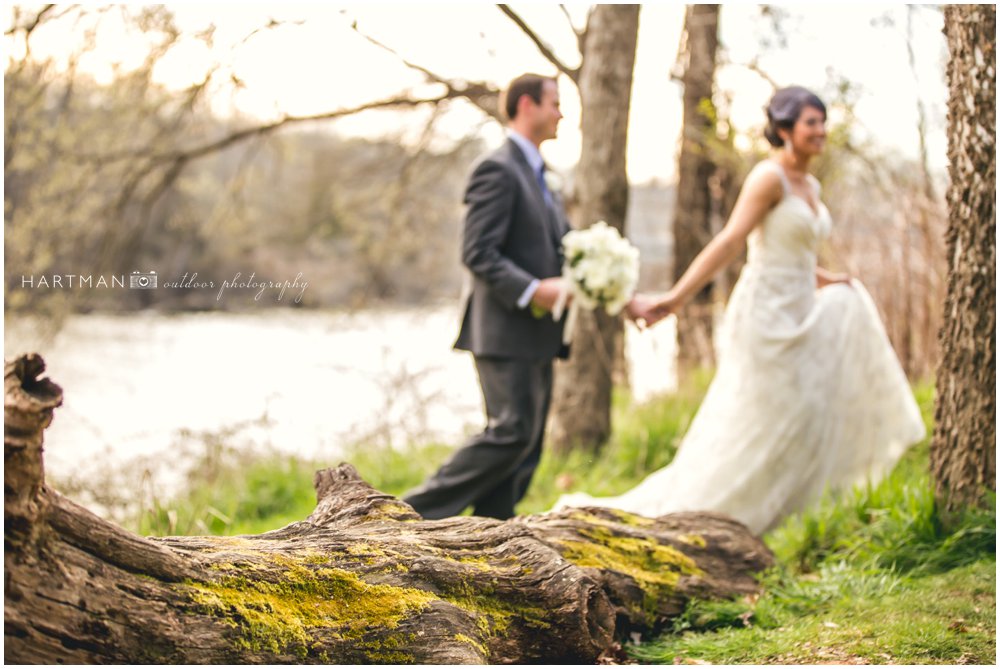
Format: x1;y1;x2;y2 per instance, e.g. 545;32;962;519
552;221;640;344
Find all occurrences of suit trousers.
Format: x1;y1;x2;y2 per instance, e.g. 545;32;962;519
402;356;553;520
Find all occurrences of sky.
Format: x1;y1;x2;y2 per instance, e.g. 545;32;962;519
6;3;949;183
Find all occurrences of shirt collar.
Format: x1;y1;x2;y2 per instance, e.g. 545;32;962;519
507;129;544;174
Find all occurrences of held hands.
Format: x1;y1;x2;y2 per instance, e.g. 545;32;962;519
624;294;656;328
645;292;682;327
535;282;681;328
625;291;682;329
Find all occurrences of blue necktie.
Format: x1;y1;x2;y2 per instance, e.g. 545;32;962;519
536;164;553;207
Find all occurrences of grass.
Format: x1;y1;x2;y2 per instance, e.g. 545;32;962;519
131;371;714;536
632;560;994;664
628;381;996;665
123;374;994;664
134;438;455;536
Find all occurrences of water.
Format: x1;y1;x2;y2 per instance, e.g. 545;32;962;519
4;305;676;494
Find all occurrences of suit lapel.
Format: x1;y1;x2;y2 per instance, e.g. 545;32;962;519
506;139;568;257
507;139;549;215
543;194;566;253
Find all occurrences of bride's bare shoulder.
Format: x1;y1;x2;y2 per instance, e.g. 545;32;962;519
740;160;785;207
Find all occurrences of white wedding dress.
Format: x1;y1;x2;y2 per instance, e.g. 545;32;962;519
555;160;926;535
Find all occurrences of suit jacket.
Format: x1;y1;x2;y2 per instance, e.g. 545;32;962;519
454;138;572;361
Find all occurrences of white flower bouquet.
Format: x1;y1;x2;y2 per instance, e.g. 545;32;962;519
552;220;640;344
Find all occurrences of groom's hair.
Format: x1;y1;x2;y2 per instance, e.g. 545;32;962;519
504;73;556;121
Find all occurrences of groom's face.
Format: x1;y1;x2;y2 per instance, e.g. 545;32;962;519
533;80;563;142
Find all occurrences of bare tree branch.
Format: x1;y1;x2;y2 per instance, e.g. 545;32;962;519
347;19;503;122
670;6;691;82
5;4;56;36
558;5;577;33
558;4;585;53
498;4;580;83
717;53;779;91
240;17;306;45
154;92;463;187
744;58;780;90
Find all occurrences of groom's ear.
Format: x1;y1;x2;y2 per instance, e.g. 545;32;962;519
515;93;536;118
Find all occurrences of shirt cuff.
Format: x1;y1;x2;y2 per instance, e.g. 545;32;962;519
517;278;541;309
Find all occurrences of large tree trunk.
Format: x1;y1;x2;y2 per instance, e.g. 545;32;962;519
672;4;721;373
4;354;772;664
549;5;640;453
930;5;996;517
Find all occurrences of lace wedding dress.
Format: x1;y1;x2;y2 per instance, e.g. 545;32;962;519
555;160;926;535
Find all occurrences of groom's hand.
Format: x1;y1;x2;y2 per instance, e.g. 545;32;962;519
625;294;655;329
644;293;681;327
530;277;568;313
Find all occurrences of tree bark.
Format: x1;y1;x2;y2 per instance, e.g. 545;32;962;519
4;353;772;664
549;5;641;453
673;4;721;374
931;5;996;516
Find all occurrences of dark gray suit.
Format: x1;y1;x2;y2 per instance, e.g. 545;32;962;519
402;138;571;519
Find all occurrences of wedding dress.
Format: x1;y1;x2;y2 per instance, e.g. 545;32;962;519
555;160;926;535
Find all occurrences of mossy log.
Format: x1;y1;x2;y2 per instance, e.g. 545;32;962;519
5;353;773;664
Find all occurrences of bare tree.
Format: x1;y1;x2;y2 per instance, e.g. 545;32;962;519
4;6;503;319
5;5;639;446
496;5;642;452
930;4;996;517
670;5;722;373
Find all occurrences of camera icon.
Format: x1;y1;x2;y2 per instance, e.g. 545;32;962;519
130;271;158;289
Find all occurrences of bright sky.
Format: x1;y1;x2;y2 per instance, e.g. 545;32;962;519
7;3;948;183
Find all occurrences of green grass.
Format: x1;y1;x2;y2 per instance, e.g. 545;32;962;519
132;371;713;536
135;440;455;536
627;380;996;665
130;375;995;665
631;559;994;664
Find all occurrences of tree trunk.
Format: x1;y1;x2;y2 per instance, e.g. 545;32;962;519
673;4;721;374
4;353;772;663
549;5;641;453
931;4;996;517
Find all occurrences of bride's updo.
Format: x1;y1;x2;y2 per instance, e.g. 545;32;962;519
764;86;827;148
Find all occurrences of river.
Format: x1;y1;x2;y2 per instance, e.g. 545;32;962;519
4;305;676;496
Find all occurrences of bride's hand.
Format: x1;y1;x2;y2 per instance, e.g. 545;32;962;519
645;292;682;327
816;268;854;288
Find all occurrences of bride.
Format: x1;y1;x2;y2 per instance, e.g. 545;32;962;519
556;86;926;535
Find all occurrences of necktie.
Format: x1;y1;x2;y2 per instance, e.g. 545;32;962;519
536;164;553;207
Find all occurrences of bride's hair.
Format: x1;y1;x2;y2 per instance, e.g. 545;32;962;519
764;87;827;147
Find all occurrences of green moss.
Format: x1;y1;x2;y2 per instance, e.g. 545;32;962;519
363;501;419;522
443;591;546;638
348;631;417;663
438;573;551;639
300;551;333;565
186;546;551;658
557;526;704;624
436;552;510;572
454;633;489;658
569;508;656;529
678;533;708;549
185;554;436;658
609;509;657;527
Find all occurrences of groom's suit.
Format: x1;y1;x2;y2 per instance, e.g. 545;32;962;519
402;136;571;519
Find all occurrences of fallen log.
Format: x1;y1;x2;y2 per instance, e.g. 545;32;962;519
4;353;773;663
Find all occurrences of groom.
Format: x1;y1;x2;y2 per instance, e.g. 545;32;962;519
402;73;571;520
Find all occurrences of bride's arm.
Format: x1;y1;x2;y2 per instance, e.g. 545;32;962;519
648;168;783;319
